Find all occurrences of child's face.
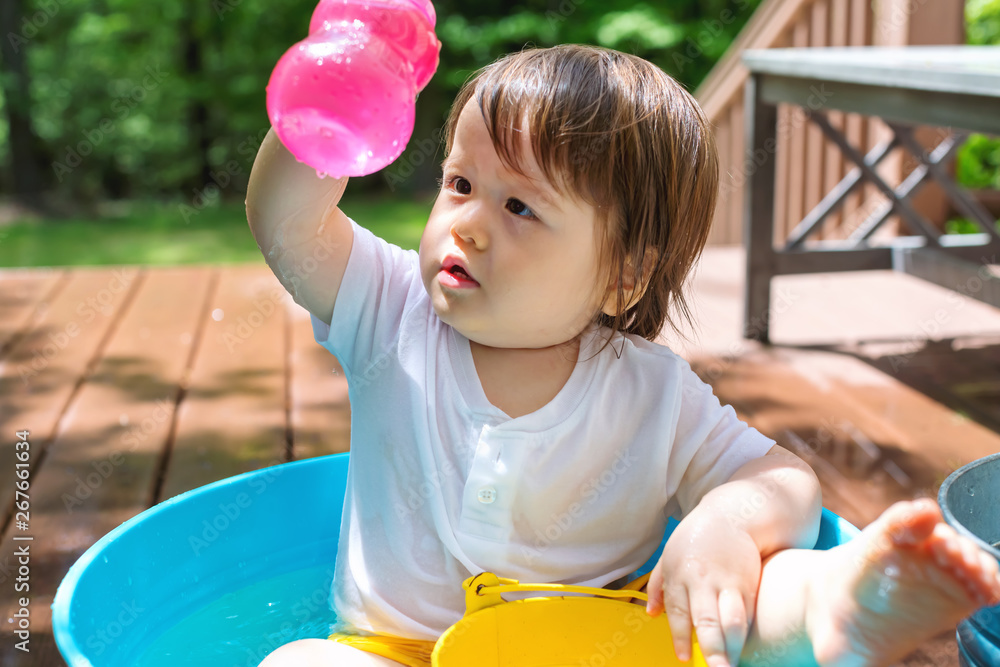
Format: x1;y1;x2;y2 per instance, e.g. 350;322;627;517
419;100;609;349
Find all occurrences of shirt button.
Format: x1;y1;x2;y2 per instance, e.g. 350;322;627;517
477;487;497;504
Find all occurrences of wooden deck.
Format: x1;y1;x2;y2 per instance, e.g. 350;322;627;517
1;250;998;666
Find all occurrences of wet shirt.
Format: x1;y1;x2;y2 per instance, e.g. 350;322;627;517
311;219;776;640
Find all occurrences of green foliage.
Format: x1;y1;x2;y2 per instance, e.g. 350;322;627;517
1;0;762;206
596;5;685;50
954;0;1000;210
944;218;993;235
967;0;1000;45
956;133;1000;189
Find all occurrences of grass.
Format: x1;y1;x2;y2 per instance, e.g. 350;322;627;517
0;193;434;268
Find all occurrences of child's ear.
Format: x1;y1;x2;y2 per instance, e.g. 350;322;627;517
599;248;659;317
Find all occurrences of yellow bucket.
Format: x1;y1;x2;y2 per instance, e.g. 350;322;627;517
431;572;707;666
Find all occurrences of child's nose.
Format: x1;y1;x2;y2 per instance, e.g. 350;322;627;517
450;204;488;249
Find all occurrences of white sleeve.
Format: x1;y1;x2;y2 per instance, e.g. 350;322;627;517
310;218;423;381
666;359;776;518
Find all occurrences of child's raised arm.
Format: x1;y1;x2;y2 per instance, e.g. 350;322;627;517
245;127;353;324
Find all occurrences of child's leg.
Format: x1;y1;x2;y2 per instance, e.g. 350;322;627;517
259;639;406;666
742;498;1000;666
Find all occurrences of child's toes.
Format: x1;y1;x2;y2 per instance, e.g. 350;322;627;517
959;537;984;574
926;528;1000;603
880;500;939;548
973;547;1000;602
929;524;964;567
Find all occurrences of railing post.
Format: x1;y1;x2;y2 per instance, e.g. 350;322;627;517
743;74;779;343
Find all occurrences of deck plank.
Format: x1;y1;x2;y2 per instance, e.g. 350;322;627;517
0;267;213;665
289;303;351;460
0;267;142;524
159;265;289;499
7;256;997;667
0;270;67;359
688;345;1000;528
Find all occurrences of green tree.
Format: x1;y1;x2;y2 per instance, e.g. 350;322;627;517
957;0;1000;192
0;0;762;212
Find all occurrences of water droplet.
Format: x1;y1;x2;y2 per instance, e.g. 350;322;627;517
345;57;351;64
316;58;323;66
392;140;398;147
969;487;976;497
367;150;374;158
316;171;328;179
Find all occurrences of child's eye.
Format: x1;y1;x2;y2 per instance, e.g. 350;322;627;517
506;198;536;219
445;175;472;195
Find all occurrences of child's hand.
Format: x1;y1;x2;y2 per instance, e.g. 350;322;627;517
646;510;762;667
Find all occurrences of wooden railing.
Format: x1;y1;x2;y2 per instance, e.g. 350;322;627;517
695;0;966;246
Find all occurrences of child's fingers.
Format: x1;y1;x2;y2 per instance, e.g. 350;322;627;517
718;587;749;665
646;562;665;616
689;587;730;667
662;584;693;662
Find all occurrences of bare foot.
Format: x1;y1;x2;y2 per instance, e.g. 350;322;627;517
806;499;1000;667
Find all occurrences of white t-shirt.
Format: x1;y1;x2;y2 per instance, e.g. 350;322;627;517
311;219;775;640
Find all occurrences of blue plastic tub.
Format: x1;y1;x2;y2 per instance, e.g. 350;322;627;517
53;453;859;666
939;452;1000;667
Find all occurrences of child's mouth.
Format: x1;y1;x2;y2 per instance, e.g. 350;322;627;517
439;265;479;288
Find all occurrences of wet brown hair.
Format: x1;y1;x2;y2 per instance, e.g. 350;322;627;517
443;44;719;352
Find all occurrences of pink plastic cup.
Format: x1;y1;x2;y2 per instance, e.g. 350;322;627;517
309;0;438;90
266;0;440;178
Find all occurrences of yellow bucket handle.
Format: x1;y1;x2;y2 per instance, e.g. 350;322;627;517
463;572;652;615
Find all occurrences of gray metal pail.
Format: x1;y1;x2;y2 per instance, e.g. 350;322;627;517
939;452;1000;667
